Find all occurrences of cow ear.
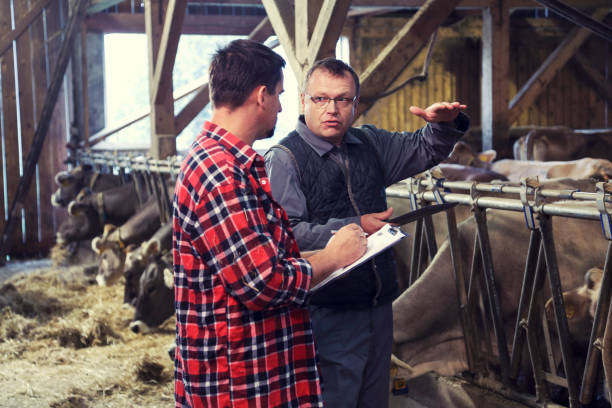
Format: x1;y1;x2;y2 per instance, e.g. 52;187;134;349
92;237;103;254
478;150;497;163
585;267;603;289
163;268;174;289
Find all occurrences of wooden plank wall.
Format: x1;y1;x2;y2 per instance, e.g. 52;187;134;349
350;13;611;138
0;0;69;257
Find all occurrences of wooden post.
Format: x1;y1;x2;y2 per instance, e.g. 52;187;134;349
14;1;40;252
0;0;88;263
481;1;510;155
145;0;183;160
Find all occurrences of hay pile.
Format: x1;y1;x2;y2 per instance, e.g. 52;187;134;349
0;262;175;407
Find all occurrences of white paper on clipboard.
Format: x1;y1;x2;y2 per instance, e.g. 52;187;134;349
310;224;407;292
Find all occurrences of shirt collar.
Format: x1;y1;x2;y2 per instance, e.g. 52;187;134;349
295;115;363;157
199;121;260;169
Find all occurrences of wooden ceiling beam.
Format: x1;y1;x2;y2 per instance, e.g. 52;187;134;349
308;0;353;63
151;0;188;105
357;0;461;117
85;12;265;35
262;0;302;78
508;8;609;124
0;0;53;57
574;53;612;106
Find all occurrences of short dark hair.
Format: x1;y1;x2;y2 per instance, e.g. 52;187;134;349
302;58;360;97
209;39;286;109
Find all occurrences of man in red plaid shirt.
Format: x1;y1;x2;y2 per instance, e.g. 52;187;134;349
173;39;367;408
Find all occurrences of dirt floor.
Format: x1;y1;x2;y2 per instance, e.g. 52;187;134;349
0;260;175;408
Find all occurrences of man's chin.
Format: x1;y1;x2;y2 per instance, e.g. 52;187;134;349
258;127;275;140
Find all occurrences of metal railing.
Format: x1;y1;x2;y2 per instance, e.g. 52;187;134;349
387;172;612;408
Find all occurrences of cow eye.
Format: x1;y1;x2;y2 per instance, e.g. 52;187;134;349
146;285;156;295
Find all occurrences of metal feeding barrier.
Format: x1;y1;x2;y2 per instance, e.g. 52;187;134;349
74;150;612;407
386;171;612;408
71;151;183;225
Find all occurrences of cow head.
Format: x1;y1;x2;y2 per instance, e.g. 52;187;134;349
123;237;164;306
51;165;95;207
57;200;103;243
545;267;603;347
93;225;127;286
444;141;497;169
129;252;174;334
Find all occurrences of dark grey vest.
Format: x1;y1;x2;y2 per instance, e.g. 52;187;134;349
278;128;398;308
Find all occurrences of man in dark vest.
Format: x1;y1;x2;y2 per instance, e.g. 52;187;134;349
264;58;469;407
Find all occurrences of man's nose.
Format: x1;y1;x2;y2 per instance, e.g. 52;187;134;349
326;100;339;113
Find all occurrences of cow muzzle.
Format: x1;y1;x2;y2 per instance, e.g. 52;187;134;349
129;320;152;334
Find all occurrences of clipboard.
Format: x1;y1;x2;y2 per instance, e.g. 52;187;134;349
310;224;407;292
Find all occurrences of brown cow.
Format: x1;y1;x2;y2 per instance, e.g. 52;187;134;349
52;164;122;207
513;126;612;161
123;223;172;305
392;202;608;380
491;158;612;182
92;197;161;286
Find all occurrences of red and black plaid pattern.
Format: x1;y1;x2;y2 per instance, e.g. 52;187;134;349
173;122;323;408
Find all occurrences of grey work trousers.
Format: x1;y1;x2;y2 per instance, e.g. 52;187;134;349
309;302;393;408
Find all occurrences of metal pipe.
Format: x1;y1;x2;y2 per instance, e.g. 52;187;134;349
540;215;581;407
473;206;512;386
580;242;612;404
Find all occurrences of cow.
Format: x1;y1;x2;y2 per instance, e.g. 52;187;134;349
443;141;497;168
57;182;141;244
392;201;609;381
491;158;612;182
513;126;612;161
128;250;174;334
92;197;162;286
544;267;603;349
123;223;172;306
51;164;123;207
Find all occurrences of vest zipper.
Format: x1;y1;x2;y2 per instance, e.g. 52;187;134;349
332;144;382;306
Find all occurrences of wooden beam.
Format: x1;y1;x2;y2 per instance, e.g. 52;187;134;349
174;18;272;136
0;0;53;57
357;0;462;117
481;2;510;154
145;0;176;160
85;13;265;34
151;0;187;105
531;0;612;42
262;0;301;77
87;0;125;15
508;9;609;125
0;0;89;262
308;0;352;63
295;0;321;67
575;53;612;105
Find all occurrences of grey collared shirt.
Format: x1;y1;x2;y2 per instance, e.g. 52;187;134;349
264;113;469;250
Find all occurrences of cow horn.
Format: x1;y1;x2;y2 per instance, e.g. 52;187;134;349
391;353;414;374
163;268;174;289
68;200;85;216
143;238;161;256
54;171;71;186
92;236;103;254
102;224;117;239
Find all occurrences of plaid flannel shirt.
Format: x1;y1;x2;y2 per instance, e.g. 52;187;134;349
173;121;323;408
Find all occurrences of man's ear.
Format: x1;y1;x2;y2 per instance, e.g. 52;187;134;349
255;85;267;107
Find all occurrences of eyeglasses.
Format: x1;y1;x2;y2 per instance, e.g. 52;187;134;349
305;94;357;108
